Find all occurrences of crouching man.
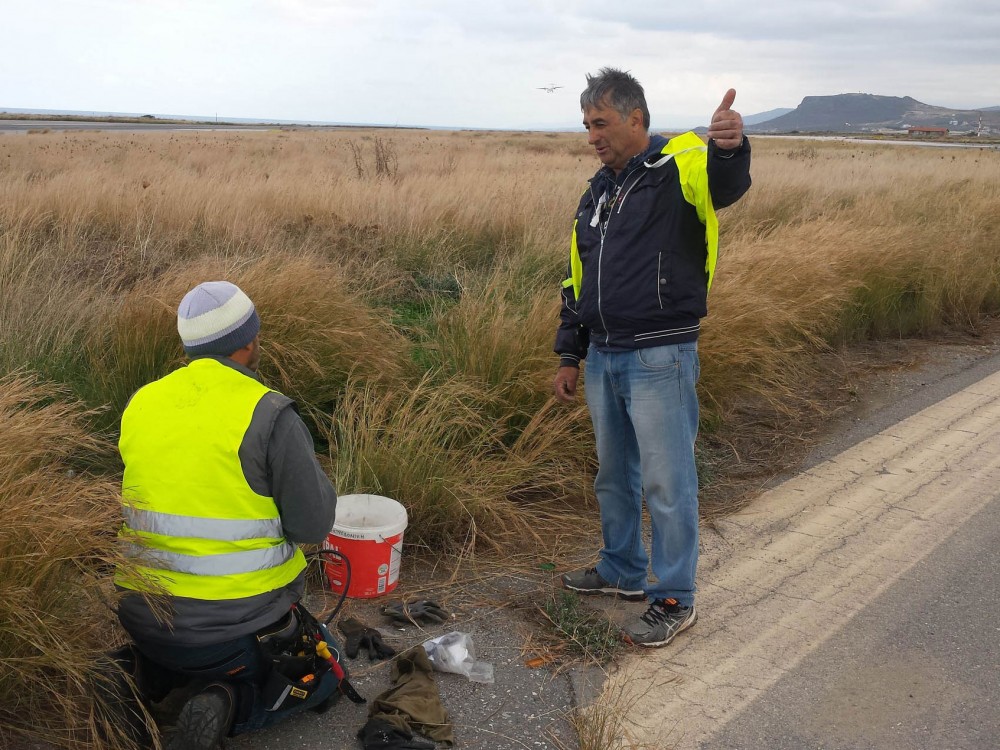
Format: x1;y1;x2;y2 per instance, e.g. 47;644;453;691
113;281;342;748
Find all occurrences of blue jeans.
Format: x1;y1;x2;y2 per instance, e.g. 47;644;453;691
585;343;701;606
135;622;342;736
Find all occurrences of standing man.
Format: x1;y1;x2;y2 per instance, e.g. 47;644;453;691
114;281;340;747
555;68;751;647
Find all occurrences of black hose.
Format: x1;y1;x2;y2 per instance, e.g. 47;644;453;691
307;548;352;626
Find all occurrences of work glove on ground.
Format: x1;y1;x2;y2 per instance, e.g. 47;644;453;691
337;617;397;661
380;599;450;626
357;718;436;750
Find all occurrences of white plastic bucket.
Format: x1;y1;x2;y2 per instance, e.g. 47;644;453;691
323;494;407;599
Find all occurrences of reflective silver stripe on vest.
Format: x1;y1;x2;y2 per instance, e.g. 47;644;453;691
123;506;282;541
122;540;297;576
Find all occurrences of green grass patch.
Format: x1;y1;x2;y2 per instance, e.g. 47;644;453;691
542;591;624;664
835;274;943;343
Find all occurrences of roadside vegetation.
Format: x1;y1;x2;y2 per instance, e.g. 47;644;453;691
1;127;998;747
0;375;136;748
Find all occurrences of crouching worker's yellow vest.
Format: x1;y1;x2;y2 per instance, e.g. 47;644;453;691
115;358;307;601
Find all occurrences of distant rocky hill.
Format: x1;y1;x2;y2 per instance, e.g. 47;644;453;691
743;107;794;126
747;94;1000;133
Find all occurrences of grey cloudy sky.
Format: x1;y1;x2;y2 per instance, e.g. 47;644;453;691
3;0;997;129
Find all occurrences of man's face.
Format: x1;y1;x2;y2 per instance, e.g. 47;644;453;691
583;100;648;174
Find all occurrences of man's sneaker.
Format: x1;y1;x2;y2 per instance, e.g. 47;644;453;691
622;598;697;648
561;567;645;601
166;683;235;750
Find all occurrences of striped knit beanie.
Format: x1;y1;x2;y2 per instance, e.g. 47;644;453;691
177;281;260;357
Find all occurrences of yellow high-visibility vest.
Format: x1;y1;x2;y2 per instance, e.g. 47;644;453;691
115;358;306;600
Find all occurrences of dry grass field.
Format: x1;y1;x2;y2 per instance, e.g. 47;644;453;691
1;126;999;747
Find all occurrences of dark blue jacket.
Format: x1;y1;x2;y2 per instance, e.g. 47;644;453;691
555;134;751;366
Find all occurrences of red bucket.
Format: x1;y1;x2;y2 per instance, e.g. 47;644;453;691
323;494;407;599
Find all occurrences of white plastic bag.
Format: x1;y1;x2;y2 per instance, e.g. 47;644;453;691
422;631;494;683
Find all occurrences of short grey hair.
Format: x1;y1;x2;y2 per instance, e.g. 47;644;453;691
580;67;650;130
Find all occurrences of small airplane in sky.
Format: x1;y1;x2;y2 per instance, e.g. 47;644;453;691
538;84;563;93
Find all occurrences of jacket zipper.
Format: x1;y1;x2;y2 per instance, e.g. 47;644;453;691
594;166;647;345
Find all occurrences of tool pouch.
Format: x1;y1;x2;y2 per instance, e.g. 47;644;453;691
257;609;327;712
260;667;321;712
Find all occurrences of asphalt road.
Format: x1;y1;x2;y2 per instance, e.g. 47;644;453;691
707;491;1000;750
607;354;1000;749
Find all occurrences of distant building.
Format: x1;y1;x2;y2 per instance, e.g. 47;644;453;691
907;126;948;136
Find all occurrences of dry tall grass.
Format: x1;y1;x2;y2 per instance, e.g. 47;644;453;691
2;128;998;537
0;374;141;749
0;129;581;276
701;141;1000;418
1;128;998;746
86;253;410;424
2;128;998;530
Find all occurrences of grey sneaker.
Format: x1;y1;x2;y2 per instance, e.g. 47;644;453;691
623;598;697;648
561;567;645;601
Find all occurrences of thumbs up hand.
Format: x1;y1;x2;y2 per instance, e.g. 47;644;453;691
707;88;744;150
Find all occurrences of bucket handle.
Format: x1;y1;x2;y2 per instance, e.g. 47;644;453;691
379;534;403;556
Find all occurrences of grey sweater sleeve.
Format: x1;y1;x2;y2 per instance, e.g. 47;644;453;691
266;405;338;544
